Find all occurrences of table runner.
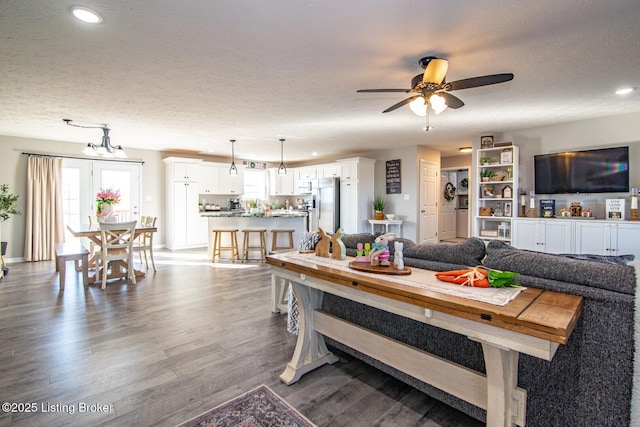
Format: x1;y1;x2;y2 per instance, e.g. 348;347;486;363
282;252;525;306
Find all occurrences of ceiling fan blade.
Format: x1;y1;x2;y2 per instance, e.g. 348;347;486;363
357;89;410;93
422;58;448;84
382;95;421;113
447;73;514;91
439;92;465;109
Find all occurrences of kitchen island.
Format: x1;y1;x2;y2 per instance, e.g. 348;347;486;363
201;210;307;261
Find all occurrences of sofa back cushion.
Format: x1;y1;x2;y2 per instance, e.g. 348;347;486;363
402;237;486;267
483;240;636;295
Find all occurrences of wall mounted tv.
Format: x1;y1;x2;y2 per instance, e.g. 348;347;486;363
534;146;629;194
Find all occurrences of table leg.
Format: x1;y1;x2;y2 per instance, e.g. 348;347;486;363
480;341;520;427
279;281;339;385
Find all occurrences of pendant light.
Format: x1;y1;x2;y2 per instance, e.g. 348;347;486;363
277;138;287;175
229;139;238;175
65;119;127;158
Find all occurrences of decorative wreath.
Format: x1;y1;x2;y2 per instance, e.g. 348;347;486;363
444;182;457;201
460;178;468;189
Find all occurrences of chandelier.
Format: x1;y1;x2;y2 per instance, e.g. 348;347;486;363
64;119;127;158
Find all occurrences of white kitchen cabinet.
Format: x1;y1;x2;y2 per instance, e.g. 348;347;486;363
173;161;200;182
164;157;207;250
338;158;375;234
199;164;219;194
512;219;574;253
320;163;341;178
296;166;317;181
574;221;640;259
269;168;296;196
198;162;244;195
217;165;244;195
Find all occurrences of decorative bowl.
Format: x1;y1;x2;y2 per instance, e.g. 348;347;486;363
385;214;396;220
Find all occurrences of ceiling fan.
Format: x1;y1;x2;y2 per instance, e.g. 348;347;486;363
357;56;514;124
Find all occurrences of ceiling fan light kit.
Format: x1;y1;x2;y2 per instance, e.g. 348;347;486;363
357;56;514;128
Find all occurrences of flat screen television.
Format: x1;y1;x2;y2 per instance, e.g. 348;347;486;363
534;146;629;194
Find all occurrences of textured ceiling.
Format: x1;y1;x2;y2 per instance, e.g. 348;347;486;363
1;0;639;162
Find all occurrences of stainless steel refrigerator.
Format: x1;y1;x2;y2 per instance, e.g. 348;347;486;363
311;178;340;233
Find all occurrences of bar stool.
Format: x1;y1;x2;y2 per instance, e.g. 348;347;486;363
211;229;240;262
241;228;267;262
270;229;295;252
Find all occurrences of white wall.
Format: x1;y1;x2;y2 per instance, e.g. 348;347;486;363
502;111;640;218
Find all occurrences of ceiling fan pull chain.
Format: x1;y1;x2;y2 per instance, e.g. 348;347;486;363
424;108;433;132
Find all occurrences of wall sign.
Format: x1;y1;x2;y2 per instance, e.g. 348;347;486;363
386;159;401;194
242;160;266;169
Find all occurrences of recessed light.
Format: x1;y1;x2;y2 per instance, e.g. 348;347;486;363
615;87;635;95
459;147;473;153
70;6;102;24
311;152;318;156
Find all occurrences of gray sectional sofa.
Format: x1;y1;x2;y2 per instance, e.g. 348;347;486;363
297;233;638;426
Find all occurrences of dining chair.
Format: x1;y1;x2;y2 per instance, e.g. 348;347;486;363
133;216;157;272
97;220;137;289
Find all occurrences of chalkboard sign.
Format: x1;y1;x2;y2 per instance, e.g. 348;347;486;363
386;159;401;194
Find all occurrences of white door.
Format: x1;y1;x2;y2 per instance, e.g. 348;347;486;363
439;171;457;241
92;161;141;222
419;160;438;244
62;159;141;225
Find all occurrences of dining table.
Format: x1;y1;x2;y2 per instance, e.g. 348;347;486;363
66;222;158;284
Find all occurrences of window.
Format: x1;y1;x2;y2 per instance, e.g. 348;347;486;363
242;169;267;202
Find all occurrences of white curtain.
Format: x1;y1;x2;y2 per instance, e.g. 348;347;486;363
24;156;64;261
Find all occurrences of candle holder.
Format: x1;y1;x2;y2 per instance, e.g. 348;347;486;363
528;191;535;218
631;188;639;221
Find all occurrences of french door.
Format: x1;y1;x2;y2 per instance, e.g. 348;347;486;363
62;159;141;226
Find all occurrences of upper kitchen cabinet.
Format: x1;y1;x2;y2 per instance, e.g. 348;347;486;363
295;166;317;181
218;165;245;195
269;168;296;196
198;162;245;195
321;163;341;179
199;164;219;194
336;157;375;182
168;157;201;182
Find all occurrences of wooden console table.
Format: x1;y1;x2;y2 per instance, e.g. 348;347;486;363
266;253;583;427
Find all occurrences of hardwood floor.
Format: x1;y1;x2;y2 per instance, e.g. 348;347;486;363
0;249;482;427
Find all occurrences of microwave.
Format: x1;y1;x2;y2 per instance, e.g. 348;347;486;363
297;180;313;194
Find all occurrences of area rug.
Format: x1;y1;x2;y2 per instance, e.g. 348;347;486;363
177;384;316;427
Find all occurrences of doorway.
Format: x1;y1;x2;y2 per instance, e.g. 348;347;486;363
439;168;469;242
62;159;141;228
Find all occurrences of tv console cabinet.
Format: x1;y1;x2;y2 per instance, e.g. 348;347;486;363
511;218;640;259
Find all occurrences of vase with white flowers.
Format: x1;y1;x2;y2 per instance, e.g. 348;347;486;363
96;188;121;222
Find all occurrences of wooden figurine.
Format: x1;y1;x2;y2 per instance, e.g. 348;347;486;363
370;233;396;267
314;228;331;258
355;242;370;262
330;228;346;260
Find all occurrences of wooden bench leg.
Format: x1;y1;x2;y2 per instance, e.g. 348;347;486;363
58;259;66;290
81;253;89;287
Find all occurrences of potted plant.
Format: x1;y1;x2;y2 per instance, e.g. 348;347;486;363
480;156;493;165
373;195;385;220
0;184;21;278
481;169;495;182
